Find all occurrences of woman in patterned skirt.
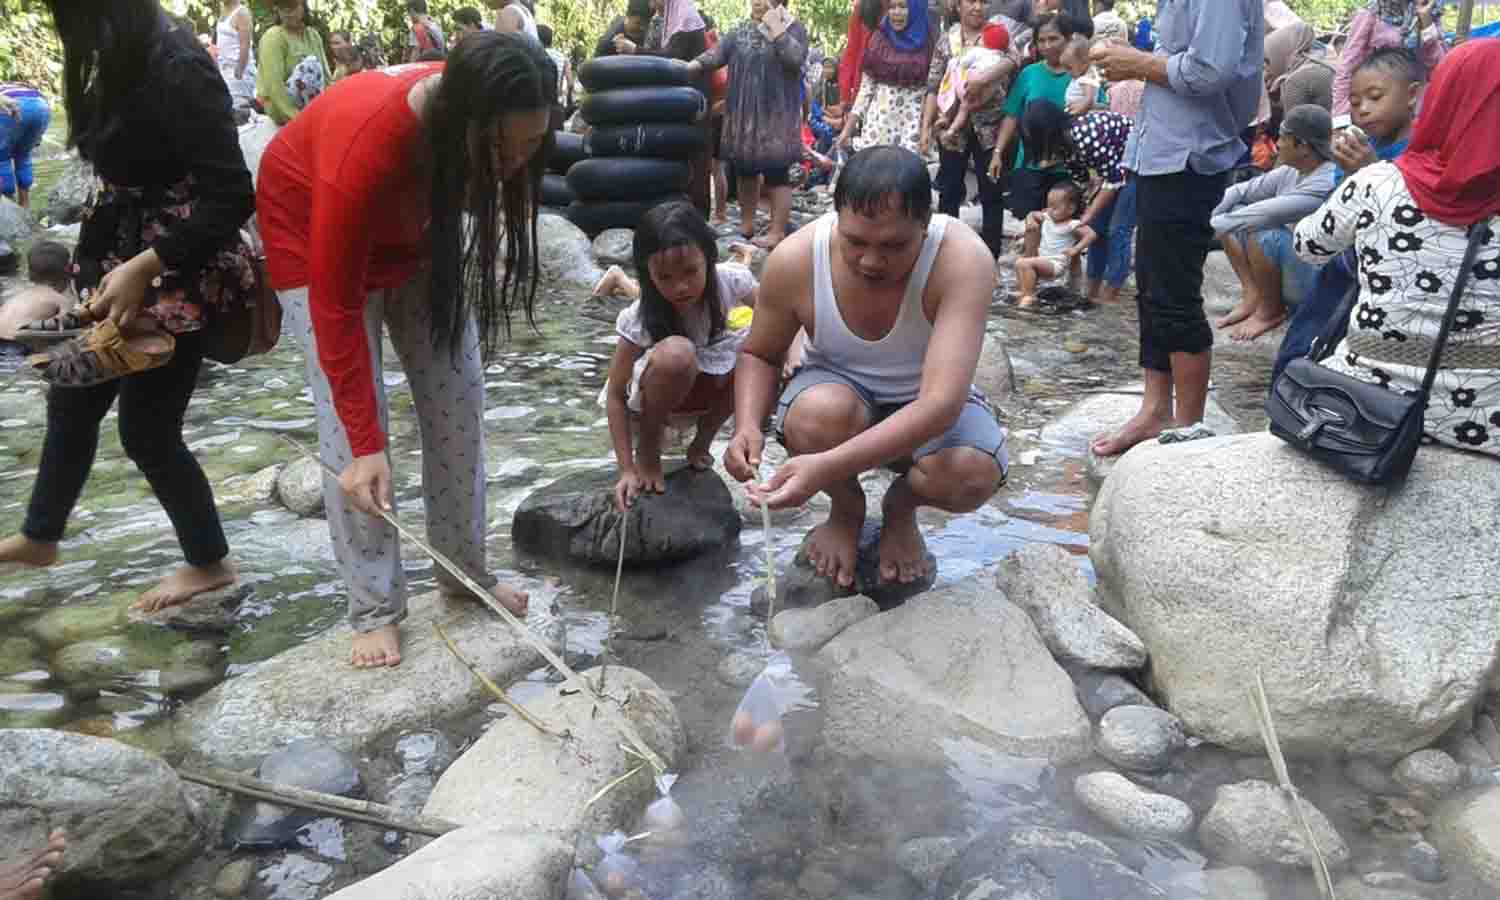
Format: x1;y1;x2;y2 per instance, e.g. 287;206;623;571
836;0;932;157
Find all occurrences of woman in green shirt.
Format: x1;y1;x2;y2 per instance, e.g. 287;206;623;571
257;0;331;125
987;12;1075;218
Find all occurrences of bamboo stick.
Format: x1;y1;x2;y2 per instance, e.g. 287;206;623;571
1249;670;1337;900
434;622;564;738
179;766;461;838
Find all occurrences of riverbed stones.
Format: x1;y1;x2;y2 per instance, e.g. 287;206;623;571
225;740;361;848
0;197;33;245
425;666;684;841
1074;771;1195;840
1070;387;1241;486
1432;787;1500;889
770;595;878;652
1091;433;1500;758
177;591;552;769
1097;706;1186;773
1073;670;1154;720
213;858;256;897
995;544;1146;670
538;213;603;290
1164;866;1269;900
0;729;204;886
938;826;1168;900
49;632;225;697
751;519;938;615
275;456;326;517
322;827;573;900
1198;779;1350;870
818;575;1092;765
1393;748;1464;802
1406;839;1445;883
513;466;740;566
46;157;95;226
591;228;634;267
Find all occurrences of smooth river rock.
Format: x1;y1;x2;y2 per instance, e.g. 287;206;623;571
590;228;634;267
538;213;603;289
225;740;361;848
995;543;1146;671
1074;771;1195;840
938;826;1168;900
46;157;94;226
0;729;205;886
769;595;878;652
1392;748;1465;802
513;466;740;567
1096;705;1187;774
1198;779;1350;870
1164;866;1270;900
0;197;33;245
177;591;555;769
274;456;326;517
817;575;1092;766
323;827;573;900
1091;432;1500;758
1432;787;1500;890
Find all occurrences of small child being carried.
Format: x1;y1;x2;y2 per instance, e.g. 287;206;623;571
1015;181;1095;309
600;200;759;512
937;22;1011;145
1061;34;1103;116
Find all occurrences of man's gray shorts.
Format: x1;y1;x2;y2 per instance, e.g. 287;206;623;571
774;365;1010;475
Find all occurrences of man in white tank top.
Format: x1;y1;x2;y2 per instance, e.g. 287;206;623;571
725;147;1009;590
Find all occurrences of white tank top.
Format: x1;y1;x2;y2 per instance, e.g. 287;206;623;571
802;211;950;406
216;8;254;74
504;1;540;43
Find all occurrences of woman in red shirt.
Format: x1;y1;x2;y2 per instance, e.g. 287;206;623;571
256;32;554;669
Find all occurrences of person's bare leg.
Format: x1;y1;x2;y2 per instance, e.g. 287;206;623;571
1098;282;1123;304
442;582;529;617
1090;367;1173;457
351;624;401;668
132;559;237;612
592;265;640;299
1169;349;1211;428
782;385;871;588
1015;258;1040;308
1215;234;1261;329
880;447;1002;583
686;375;735;470
712;160;729;224
738;175;761;240
14;187;29;210
755;185;793;250
0;535;58;568
635;337;699;492
1022;217;1042;257
1;829;65;900
1231;236;1287;341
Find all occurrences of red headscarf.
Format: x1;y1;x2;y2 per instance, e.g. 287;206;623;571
1395;39;1500;227
839;1;874;106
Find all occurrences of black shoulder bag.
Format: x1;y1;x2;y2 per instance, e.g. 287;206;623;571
1266;223;1493;485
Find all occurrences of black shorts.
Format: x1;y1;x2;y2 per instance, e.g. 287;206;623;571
1133;170;1229;370
729;161;793;188
1006;167;1070;221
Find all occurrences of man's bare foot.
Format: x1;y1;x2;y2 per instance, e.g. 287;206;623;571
877;485;929;584
131;560;236;613
1214;298;1258;329
685;430;715;470
1090;409;1170;458
1017;294;1038;309
0;535;57;569
444;582;530;617
1230;308;1286;342
753;232;785;251
711;210;729;226
1;829;65;900
803;486;865;588
350;623;402;668
1097;284;1122;304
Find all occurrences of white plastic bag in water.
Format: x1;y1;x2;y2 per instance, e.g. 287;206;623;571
728;670;785;753
642;773;685;833
567;867;606;900
594;831;638;897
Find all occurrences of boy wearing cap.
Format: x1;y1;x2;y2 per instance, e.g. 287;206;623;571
1211;103;1338;342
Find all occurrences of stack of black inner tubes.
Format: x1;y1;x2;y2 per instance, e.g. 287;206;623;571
557;55;707;236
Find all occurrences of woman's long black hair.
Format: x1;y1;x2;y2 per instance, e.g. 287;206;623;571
47;0;164;158
632;200;723;346
1018;98;1074;168
859;0;885;32
425;30;556;360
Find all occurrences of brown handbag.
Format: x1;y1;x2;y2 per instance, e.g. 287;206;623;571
202;234;283;365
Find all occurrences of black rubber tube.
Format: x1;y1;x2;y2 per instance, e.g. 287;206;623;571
541;174;575;207
567;157;691;203
577;56;693;92
586;122;708;160
547;131;589;174
565;195;689;235
580;86;706;127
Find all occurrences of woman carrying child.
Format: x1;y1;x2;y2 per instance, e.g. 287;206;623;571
603;200;759;512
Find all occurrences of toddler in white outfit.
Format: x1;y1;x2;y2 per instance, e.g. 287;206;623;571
1061;34;1103;115
1014;181;1096;308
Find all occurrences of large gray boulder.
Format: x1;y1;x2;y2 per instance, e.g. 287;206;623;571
513;466;740;567
1091;432;1500;758
770;595;878;652
177;592;556;769
817;575;1092;766
45;157;95;226
322;827;573;900
591;228;634;267
1432;787;1500;890
425;666;684;842
995;543;1146;671
538;213;602;289
0;197;33;245
1054;387;1240;486
0;729;205;887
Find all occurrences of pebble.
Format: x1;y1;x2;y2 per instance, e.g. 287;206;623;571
1096;705;1186;773
1406;839;1446;883
1064;340;1089;354
1073;671;1154;721
213;859;255;897
1074;771;1195;840
894;836;960;890
1392;748;1464;800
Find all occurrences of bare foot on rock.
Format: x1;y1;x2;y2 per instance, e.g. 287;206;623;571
878;484;930;584
1214;297;1258;330
686;431;715;470
802;486;865;588
1230;308;1286;342
0;829;65;900
131;560;236;613
1090;409;1170;458
0;535;58;570
351;623;402;668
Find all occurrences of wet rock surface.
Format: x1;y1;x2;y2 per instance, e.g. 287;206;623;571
225;739;361;848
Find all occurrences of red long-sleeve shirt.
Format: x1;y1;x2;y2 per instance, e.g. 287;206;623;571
257;63;441;457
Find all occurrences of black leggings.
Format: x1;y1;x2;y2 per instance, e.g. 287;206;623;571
935;127;1006;257
23;331;229;567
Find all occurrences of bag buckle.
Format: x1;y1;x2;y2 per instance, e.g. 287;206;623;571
1298;406;1345;442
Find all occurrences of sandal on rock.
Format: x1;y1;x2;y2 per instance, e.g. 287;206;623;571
12;305;100;344
1157;423;1217;445
28;320;175;388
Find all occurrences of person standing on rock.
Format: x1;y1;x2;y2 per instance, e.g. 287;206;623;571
255;32;553;668
1088;0;1263;454
724;146;1008;588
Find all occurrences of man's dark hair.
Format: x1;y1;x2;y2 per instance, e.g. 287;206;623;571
1049;180;1085;216
834;146;932;222
26;240;70;292
1358;46;1422;84
454;6;484;29
1018;99;1072;170
406;0;428;14
536;23;553;47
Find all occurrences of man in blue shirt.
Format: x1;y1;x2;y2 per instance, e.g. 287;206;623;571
1089;0;1263;453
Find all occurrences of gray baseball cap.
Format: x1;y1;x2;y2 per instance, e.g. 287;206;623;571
1282;104;1333;160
